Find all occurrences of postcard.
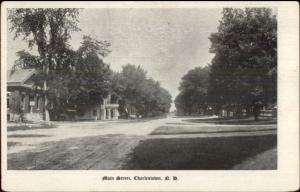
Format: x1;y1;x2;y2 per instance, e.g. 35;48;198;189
1;1;299;191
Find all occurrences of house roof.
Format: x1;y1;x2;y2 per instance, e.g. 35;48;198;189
7;69;37;84
7;69;39;90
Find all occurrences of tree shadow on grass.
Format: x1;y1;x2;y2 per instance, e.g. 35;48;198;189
8;134;50;138
8;142;21;149
184;117;277;125
8;124;56;132
123;134;277;170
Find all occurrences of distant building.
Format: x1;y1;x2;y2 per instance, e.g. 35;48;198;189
74;94;119;121
7;69;119;122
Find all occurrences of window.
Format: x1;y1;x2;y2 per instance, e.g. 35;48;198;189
7;92;10;109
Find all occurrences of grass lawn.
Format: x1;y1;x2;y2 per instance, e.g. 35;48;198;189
8;142;20;149
151;125;276;135
7;123;56;132
185;117;277;125
8;134;50;138
123;134;277;170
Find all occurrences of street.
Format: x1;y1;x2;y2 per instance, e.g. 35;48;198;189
7;115;277;170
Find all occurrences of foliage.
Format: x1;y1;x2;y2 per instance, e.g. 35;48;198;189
66;36;112;115
13;50;42;70
175;66;210;115
40;35;112;119
8;8;113;120
8;8;80;69
8;8;81;120
113;64;172;117
8;9;173;120
208;8;277;117
174;8;277;119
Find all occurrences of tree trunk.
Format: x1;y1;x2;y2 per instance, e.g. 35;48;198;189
43;60;51;121
253;104;260;121
236;106;242;118
246;106;252;117
44;81;50;121
226;106;230;118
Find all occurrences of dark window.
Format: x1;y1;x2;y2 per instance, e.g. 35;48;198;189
29;95;34;102
29;94;34;110
7;93;10;108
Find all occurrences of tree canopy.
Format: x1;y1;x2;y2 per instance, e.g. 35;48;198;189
208;8;277;115
8;8;81;120
175;8;277;119
112;64;172;117
8;8;80;70
63;36;113;117
8;8;172;120
175;66;210;115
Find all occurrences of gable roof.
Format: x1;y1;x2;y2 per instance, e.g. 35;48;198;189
7;69;38;89
7;69;37;84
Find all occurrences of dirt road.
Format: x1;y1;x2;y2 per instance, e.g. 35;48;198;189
7;115;277;169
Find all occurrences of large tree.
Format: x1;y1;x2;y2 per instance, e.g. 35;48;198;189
8;9;172;120
66;36;112;117
12;35;113;120
8;8;81;120
208;8;277;119
175;66;210;115
113;64;172;118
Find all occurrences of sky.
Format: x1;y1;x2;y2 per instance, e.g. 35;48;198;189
7;8;222;109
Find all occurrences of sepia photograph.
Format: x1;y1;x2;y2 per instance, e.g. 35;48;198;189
1;1;299;191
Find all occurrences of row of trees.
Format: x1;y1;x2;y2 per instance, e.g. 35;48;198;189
112;65;172;118
175;8;277;120
8;8;172;121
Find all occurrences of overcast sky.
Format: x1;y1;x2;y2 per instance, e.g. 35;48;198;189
7;8;222;107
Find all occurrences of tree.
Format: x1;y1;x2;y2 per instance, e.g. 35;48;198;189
110;72;124;103
175;66;210;115
8;9;172;120
114;64;172;118
117;64;147;116
208;8;277;119
66;35;112;117
154;86;172;114
32;35;112;120
13;50;42;70
8;8;81;120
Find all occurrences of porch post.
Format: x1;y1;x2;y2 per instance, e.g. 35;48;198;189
100;105;106;120
107;108;111;120
113;108;119;120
